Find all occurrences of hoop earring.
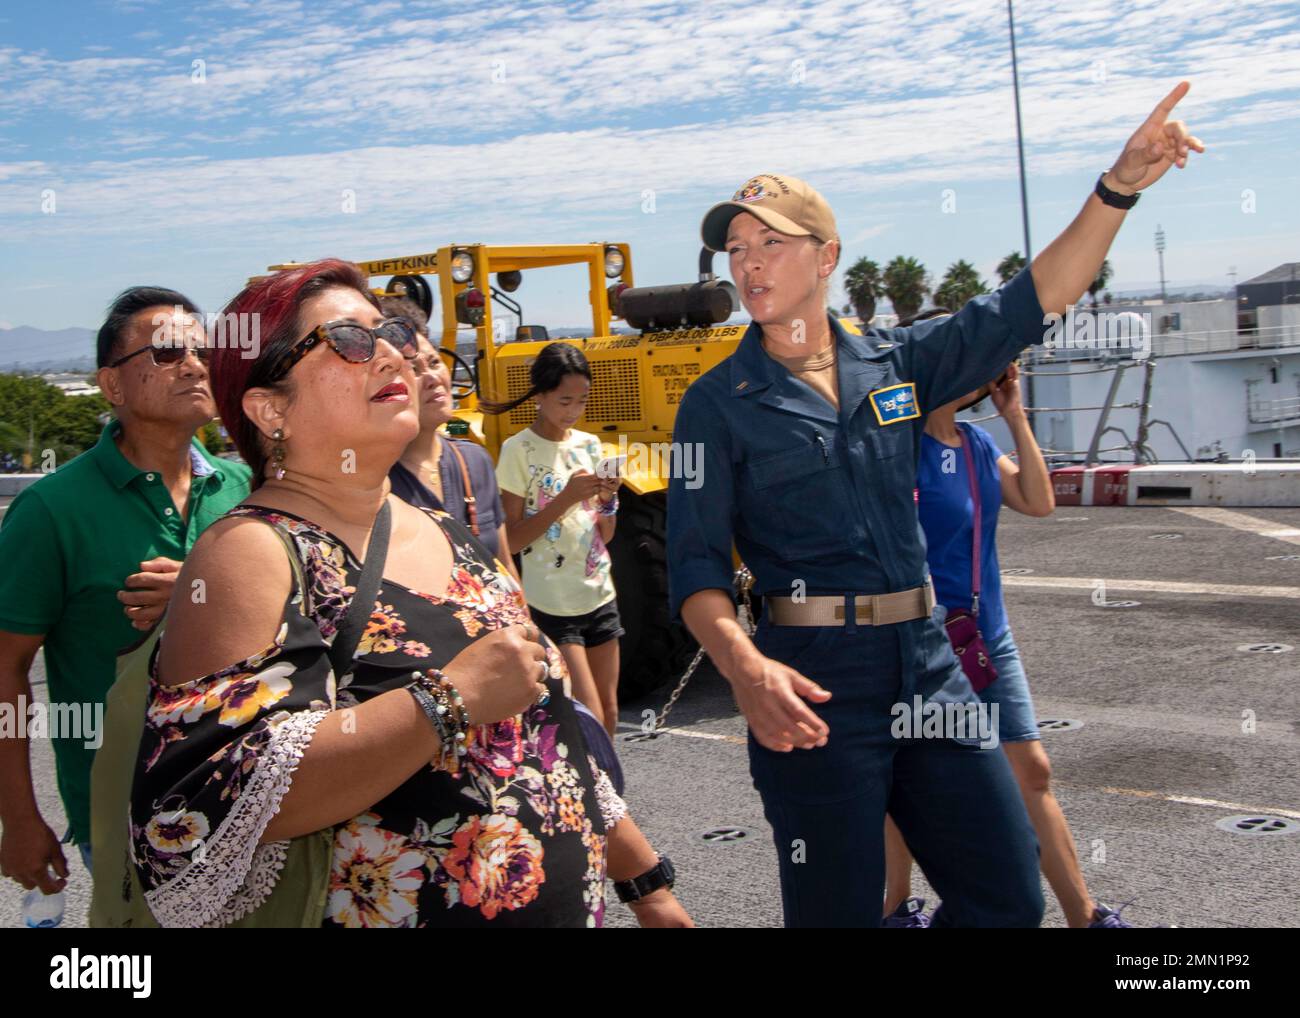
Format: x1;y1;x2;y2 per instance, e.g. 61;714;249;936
271;428;286;480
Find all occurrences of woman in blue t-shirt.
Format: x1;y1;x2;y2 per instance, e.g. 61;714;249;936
884;360;1134;929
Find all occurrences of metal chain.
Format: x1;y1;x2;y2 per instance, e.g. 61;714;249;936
652;567;754;732
652;646;705;731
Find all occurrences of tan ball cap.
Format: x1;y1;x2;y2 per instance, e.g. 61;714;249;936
701;173;838;253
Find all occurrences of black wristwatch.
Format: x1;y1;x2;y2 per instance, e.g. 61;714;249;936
1095;172;1140;210
615;854;676;904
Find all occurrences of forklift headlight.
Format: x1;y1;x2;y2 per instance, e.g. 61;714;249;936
604;246;625;278
450;250;475;284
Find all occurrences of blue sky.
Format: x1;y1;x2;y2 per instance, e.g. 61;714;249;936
2;0;1299;333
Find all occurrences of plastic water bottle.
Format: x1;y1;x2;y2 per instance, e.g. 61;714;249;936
21;886;65;928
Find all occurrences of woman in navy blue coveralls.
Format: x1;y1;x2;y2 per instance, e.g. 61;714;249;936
667;85;1203;927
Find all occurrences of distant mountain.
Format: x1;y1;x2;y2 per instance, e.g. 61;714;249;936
0;326;97;372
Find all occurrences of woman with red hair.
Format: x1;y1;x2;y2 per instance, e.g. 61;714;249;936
129;260;688;928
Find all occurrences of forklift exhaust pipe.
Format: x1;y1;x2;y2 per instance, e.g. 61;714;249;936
617;248;738;332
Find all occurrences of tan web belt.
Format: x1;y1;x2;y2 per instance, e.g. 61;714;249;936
764;584;936;627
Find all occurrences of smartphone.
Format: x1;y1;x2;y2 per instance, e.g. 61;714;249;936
596;454;627;479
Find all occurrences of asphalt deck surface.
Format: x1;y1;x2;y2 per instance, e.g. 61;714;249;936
3;504;1297;928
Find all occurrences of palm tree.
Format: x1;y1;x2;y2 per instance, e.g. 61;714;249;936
843;257;882;324
883;256;929;320
1088;259;1113;306
996;251;1026;284
933;260;989;310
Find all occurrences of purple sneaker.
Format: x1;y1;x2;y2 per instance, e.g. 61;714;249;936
882;897;931;928
1088;902;1134;928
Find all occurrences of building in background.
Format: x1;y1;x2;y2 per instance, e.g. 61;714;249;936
969;275;1300;465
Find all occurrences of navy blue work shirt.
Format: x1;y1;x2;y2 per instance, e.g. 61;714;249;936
667;267;1046;620
389;437;505;561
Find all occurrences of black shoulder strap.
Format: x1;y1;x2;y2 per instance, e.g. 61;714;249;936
329;500;391;680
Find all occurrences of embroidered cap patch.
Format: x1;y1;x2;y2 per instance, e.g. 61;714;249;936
869;382;920;426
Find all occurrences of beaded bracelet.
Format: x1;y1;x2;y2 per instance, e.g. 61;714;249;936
597;494;619;516
427;669;471;769
408;683;452;743
406;668;471;772
405;677;453;751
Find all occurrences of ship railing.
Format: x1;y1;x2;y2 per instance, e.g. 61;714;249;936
1029;323;1300;361
966;357;1189;466
1247;396;1300;425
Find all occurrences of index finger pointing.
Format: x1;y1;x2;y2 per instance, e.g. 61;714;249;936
1145;80;1190;125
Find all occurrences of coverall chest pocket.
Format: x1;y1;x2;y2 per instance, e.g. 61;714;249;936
869;423;907;460
866;421;920;551
745;439;854;557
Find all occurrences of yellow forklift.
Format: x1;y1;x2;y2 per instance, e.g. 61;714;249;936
260;242;741;699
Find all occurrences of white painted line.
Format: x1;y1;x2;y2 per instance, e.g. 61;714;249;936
1001;575;1300;599
1169;506;1300;547
1100;787;1300;820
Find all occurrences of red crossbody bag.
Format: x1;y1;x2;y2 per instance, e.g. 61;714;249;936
942;432;999;692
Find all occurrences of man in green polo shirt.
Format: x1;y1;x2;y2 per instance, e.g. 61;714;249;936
0;287;251;902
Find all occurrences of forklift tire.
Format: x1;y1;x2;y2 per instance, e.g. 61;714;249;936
608;488;700;702
389;274;434;318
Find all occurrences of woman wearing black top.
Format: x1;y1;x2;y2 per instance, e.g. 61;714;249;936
382;295;515;576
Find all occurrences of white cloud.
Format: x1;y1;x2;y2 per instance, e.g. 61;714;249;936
4;0;1296;143
846;224;894;246
1;0;1298;327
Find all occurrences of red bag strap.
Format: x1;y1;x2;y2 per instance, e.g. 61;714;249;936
959;426;981;612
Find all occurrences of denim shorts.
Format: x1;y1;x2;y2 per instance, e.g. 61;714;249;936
531;598;624;648
976;626;1040;743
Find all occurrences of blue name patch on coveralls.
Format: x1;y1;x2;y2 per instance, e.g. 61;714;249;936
868;382;920;426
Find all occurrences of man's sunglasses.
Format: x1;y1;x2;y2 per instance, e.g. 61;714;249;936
109;342;211;369
269;317;419;382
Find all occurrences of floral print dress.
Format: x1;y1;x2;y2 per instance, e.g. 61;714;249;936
130;504;626;928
